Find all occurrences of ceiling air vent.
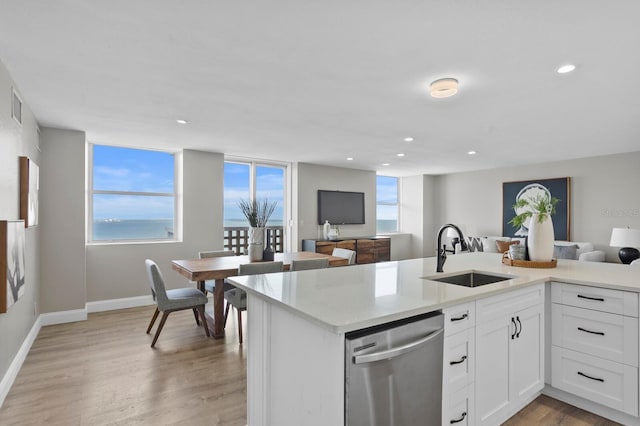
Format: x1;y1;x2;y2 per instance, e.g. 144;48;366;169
12;87;22;125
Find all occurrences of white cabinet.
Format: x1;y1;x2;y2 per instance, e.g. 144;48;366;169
475;284;545;426
445;385;474;426
551;282;639;417
442;302;475;426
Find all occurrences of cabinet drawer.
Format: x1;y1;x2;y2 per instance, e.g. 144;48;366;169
476;284;544;323
443;385;474;426
315;241;336;255
444;302;475;337
551;346;638;416
443;328;475;395
336;240;356;250
551;282;638;317
552;304;638;366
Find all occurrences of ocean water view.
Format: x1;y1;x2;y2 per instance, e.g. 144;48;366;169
93;218;396;241
376;219;398;233
93;219;174;241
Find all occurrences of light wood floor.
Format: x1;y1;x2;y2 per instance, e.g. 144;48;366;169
0;306;620;425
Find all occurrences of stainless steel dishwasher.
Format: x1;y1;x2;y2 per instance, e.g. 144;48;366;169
345;311;444;426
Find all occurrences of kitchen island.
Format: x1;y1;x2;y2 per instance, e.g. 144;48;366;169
228;253;640;426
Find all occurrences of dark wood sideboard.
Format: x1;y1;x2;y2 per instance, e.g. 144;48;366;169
302;236;390;264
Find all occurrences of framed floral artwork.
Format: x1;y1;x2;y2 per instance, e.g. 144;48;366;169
502;177;571;240
1;220;26;313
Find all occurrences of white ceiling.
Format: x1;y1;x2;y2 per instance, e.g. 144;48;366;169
1;1;639;176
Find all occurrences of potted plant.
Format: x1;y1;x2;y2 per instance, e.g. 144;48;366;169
238;199;278;261
508;194;560;261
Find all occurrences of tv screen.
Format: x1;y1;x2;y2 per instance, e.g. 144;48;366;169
317;190;365;225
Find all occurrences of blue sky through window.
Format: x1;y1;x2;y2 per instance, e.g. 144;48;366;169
377;175;398;232
224;163;250;223
92;145;174;220
224;163;284;224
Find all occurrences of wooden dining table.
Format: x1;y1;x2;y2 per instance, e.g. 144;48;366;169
171;251;349;338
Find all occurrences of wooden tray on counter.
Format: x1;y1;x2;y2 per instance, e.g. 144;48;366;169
501;253;557;268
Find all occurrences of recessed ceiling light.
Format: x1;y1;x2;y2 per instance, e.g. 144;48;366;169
404;137;414;142
382;163;390;166
176;119;188;124
468;150;477;155
397;153;405;157
430;78;458;98
556;64;576;74
346;157;354;161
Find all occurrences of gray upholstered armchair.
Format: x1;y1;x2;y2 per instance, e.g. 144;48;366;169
145;259;210;347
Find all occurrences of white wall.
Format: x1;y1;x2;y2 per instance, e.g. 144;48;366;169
39;128;87;313
295;163;376;248
437;151;640;262
0;61;40;390
400;174;438;258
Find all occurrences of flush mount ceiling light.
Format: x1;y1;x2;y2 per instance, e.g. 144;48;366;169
467;150;477;155
556;64;576;74
346;157;354;161
404;137;414;142
176;119;188;124
430;78;458;98
382;163;390;166
397;153;405;157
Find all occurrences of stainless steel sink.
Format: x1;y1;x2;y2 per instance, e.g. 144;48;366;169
425;271;515;288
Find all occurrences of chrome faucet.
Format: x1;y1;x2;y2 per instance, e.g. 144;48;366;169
436;224;468;272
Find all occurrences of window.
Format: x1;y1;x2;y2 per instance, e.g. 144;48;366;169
376;175;399;233
89;144;177;242
224;160;287;251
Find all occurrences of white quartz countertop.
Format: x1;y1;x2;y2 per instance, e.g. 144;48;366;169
227;253;640;334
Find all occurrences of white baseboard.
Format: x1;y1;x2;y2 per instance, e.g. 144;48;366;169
39;309;87;326
86;295;155;313
0;315;42;408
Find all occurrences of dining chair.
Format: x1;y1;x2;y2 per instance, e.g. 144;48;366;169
225;261;284;344
145;259;210;347
290;257;330;271
199;249;236;295
332;247;357;265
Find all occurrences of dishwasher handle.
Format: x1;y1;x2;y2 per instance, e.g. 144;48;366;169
353;328;444;365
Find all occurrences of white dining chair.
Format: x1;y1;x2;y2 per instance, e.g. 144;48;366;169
332;247;356;265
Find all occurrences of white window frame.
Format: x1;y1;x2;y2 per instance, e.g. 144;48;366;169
224;157;291;251
87;143;181;244
376;175;400;234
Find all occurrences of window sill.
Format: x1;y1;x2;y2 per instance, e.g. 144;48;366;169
86;239;182;246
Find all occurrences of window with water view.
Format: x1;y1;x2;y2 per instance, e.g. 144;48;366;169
376;175;399;233
224;161;286;251
91;145;176;242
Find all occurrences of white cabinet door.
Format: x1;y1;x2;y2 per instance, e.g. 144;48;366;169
510;303;544;403
475;315;511;426
476;297;544;426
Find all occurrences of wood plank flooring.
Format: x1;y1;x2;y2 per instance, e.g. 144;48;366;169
505;395;620;426
0;306;621;425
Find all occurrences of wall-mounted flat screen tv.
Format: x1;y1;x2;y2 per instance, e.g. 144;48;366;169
317;190;365;225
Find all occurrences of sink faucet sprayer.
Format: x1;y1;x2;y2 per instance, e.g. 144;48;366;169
436;224;468;273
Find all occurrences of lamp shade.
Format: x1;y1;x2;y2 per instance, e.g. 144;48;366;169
609;228;640;247
446;227;459;238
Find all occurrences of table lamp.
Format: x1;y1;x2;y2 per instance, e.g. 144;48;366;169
609;227;640;264
446;227;459;253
